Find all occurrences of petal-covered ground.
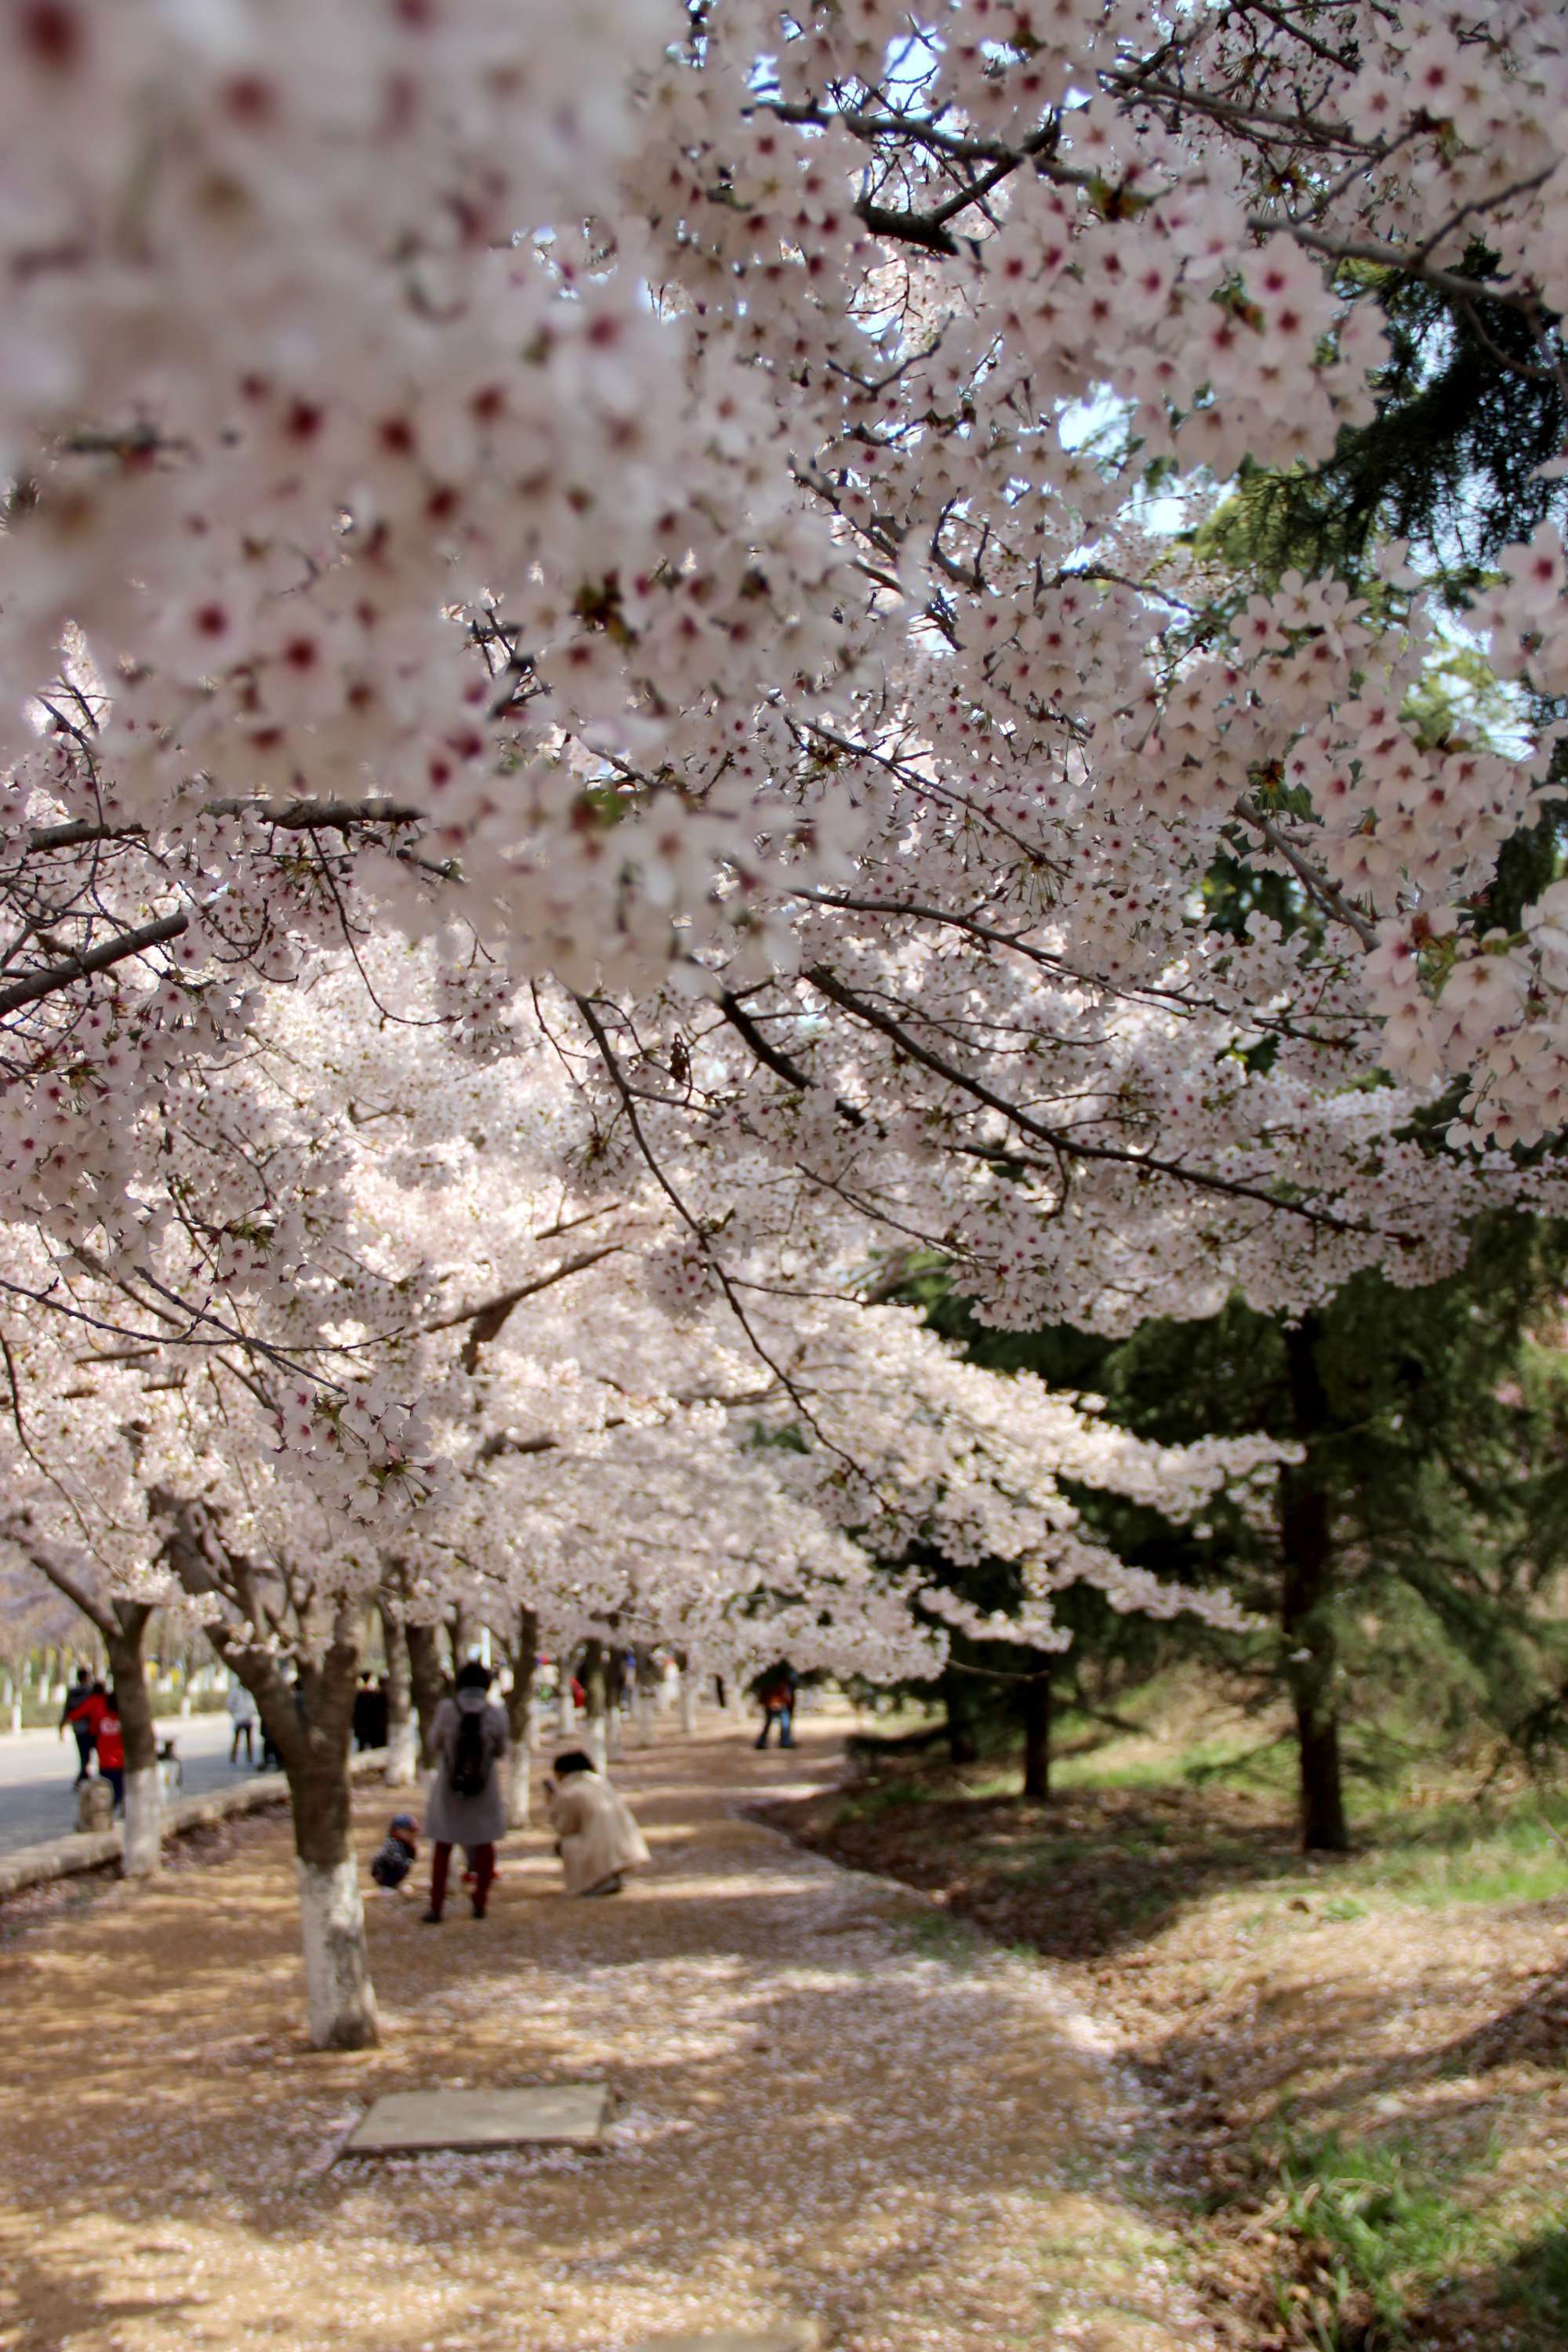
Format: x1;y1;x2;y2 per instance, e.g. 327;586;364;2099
0;1711;1214;2352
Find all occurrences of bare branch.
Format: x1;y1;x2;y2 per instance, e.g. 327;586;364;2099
0;912;188;1015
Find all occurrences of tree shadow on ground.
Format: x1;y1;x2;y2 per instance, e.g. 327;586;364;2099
1428;1954;1568;2075
0;2245;203;2352
2;1903;1178;2352
1433;2219;1568;2348
751;1769;1313;1962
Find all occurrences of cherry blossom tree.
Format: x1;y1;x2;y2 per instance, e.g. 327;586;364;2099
5;0;1568;2034
0;942;1299;2041
4;0;1568;1360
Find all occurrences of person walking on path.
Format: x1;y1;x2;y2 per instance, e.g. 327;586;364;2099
92;1684;125;1813
227;1675;257;1767
423;1659;507;1923
545;1749;651;1896
60;1668;96;1786
753;1662;798;1751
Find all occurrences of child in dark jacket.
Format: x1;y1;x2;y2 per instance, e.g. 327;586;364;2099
370;1814;419;1892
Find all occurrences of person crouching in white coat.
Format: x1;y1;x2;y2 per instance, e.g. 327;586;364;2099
545;1750;650;1896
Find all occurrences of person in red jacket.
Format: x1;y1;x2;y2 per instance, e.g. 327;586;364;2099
86;1682;125;1812
59;1668;96;1787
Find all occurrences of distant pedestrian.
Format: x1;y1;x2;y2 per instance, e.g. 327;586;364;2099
351;1672;379;1753
227;1675;257;1766
60;1668;96;1786
753;1662;798;1751
422;1660;507;1923
370;1813;419;1893
93;1685;125;1812
545;1750;650;1896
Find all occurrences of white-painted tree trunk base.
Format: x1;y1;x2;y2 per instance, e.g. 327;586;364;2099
634;1691;656;1744
524;1696;539;1754
121;1765;163;1878
585;1717;608;1773
607;1708;623;1759
385;1717;419;1786
297;1857;379;2049
680;1678;699;1736
506;1749;532;1829
557;1693;575;1735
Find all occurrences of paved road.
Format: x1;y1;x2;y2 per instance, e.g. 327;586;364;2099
0;1711;250;1855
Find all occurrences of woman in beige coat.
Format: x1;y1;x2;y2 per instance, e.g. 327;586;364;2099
545;1750;650;1896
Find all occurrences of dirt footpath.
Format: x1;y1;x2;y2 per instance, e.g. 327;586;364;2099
0;1715;1214;2352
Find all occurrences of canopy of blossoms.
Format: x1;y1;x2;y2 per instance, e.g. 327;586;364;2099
0;0;1564;1549
0;938;1285;1695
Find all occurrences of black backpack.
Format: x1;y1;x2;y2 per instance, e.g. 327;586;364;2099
451;1708;488;1799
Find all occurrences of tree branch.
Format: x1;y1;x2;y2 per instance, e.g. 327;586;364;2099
0;913;188;1015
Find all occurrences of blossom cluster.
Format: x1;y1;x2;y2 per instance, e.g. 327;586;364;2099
4;5;1568;1659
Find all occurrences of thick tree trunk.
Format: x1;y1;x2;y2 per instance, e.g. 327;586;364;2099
942;1664;978;1766
107;1606;161;1878
448;1602;478;1675
289;1754;379;2049
406;1621;445;1769
606;1642;628;1755
1021;1657;1053;1802
633;1653;657;1744
194;1589;379;2052
379;1608;418;1787
581;1639;608;1769
680;1663;699;1736
1282;1318;1349;1855
501;1608;539;1830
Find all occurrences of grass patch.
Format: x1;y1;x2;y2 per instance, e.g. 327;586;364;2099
1348;1798;1568;1907
1049;1731;1297;1796
896;1910;988;1969
1262;2121;1568;2350
1269;2124;1494;2346
833;1778;935;1824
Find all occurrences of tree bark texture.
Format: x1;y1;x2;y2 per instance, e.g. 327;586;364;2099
581;1638;608;1768
1021;1656;1053;1802
198;1587;379;2050
281;1661;379;2049
379;1606;418;1786
107;1606;162;1878
499;1606;539;1829
406;1621;445;1769
942;1659;979;1766
1281;1317;1350;1854
295;1853;379;2052
448;1602;478;1674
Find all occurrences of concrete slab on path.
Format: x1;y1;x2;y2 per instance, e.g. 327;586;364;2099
343;2082;610;2157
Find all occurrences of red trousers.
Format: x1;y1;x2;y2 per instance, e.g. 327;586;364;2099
430;1840;495;1918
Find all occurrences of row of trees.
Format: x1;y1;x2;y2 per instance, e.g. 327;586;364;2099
892;1217;1568;1842
1;943;1285;2042
1;2;1566;2034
